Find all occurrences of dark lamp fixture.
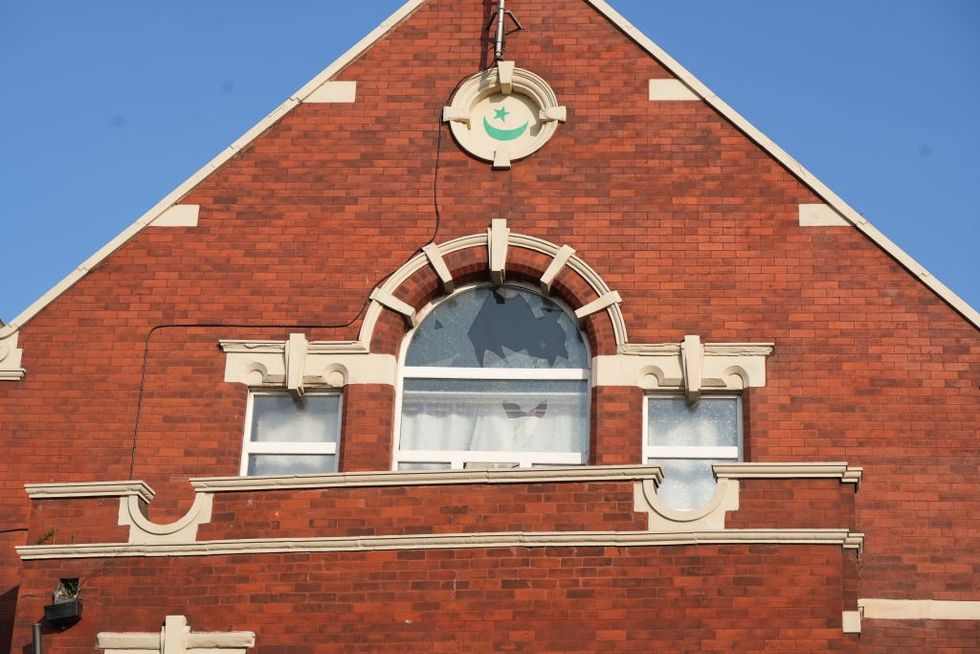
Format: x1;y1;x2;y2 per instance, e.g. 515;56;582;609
42;577;82;631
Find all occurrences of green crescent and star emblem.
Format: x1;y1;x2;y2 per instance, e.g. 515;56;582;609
483;103;529;142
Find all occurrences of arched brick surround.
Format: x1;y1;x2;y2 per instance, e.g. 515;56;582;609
362;223;627;358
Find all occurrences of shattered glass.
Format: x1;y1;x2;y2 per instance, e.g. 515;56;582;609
406;287;588;368
400;286;591;467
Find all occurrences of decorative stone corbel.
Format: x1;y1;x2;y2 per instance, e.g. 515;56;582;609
539;244;575;294
284;333;309;397
539;106;567;123
98;615;255;654
488;218;510;286
0;331;26;381
369;288;418;327
574;291;623;323
680;334;704;403
842;609;863;634
497;61;515;95
422;243;455;293
441;106;470;125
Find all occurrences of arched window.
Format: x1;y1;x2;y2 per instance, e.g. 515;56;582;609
395;285;590;470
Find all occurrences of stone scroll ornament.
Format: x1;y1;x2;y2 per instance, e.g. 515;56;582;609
443;61;566;169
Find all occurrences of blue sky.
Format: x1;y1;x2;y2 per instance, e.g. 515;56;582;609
1;1;977;323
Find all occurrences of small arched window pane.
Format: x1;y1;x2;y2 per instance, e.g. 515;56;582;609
406;287;588;369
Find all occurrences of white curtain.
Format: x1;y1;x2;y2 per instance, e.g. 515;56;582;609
400;385;587;458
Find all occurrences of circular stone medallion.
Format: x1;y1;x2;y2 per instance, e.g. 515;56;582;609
443;63;566;169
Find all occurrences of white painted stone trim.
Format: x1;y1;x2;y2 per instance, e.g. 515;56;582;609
2;0;975;360
118;492;213;544
842;610;862;634
191;463;664;492
421;243;454;292
304;80;357;104
540;106;567;122
221;338;397;388
284;332;309;395
98;632;161;653
369;288;418;326
680;334;703;402
648;79;699;101
17;528;865;560
221;340;371;355
98;614;255;654
594;339;773;390
0;331;25;380
497;61;515;95
150;204;200;227
574;291;623;322
713;462;863;488
634;478;739;532
799;203;850;227
539;244;576;294
488;218;510;285
25;480;155;503
858;599;980;621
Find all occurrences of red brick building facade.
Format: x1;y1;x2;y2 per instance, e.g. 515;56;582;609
1;1;977;651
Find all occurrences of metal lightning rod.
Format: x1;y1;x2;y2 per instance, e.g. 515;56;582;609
490;0;525;62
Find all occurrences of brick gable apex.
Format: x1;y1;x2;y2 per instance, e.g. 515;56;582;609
0;0;975;345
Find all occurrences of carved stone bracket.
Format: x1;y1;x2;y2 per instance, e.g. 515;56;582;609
0;330;26;381
593;337;774;391
488;218;510;286
220;337;397;388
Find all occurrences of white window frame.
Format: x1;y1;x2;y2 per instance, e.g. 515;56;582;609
642;393;743;465
239;390;343;476
393;283;592;471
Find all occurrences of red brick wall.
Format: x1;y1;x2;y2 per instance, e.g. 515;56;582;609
725;479;855;530
197;480;647;541
592;386;643;466
14;546;851;653
1;0;977;651
859;621;980;653
18;475;857;545
340;385;396;472
25;498;127;547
